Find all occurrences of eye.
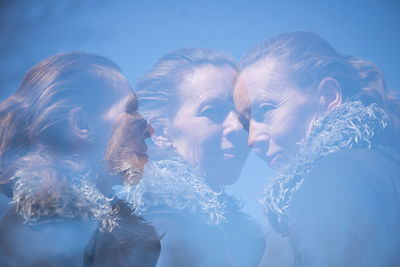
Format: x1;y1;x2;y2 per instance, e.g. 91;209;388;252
199;105;227;123
253;102;276;122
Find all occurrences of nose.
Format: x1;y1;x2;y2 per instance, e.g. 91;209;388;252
146;122;154;137
222;110;244;138
248;119;255;147
137;117;152;139
128;112;152;140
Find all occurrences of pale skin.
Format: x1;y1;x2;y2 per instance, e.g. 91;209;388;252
147;64;252;266
157;64;250;186
67;72;146;194
234;59;341;169
235;59;360;267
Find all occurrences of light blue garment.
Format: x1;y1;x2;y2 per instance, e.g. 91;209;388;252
263;101;400;266
114;158;265;267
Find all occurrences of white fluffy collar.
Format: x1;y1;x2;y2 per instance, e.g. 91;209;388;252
114;157;227;225
262;101;389;235
10;153;117;232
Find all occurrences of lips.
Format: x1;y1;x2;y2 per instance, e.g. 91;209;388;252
223;153;236;159
221;147;239;159
266;152;282;169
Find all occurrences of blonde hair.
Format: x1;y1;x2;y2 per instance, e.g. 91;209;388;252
239;31;400;147
0;52;124;195
136;48;235;131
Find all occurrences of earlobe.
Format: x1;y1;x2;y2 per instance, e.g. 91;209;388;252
318;77;342;112
68;107;93;143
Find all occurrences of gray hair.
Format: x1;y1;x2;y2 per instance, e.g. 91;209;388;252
135;48;235;131
0;52;127;191
238;31;400;146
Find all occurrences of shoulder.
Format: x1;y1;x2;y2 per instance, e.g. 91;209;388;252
287;148;400;266
88;200;161;246
299;148;399;193
84;200;161;267
1;207;96;266
115;200;161;242
289;147;400;221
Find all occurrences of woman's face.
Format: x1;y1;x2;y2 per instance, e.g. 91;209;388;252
106;108;151;186
169;64;249;186
234;61;321;169
90;74;134;156
93;75;151;188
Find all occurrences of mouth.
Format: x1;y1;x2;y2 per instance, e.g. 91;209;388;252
223;152;236;159
221;147;239;159
266;152;282;169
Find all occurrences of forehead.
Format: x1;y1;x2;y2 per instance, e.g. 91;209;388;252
236;59;296;102
177;64;236;104
86;68;132;105
103;94;132;123
98;71;133;122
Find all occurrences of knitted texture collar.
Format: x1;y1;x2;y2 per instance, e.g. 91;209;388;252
262;101;389;235
115;157;227;225
10;153;118;232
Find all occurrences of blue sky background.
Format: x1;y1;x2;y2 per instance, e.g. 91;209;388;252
1;0;399;249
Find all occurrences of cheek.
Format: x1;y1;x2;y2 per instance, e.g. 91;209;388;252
183;119;220;148
191;125;222;171
271;104;316;147
272;111;300;136
199;124;222;152
173;116;221;162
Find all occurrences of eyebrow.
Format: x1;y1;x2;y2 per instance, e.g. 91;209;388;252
103;96;130;122
197;94;232;110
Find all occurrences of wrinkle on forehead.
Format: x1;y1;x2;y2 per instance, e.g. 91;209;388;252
239;59;291;102
240;58;280;84
178;64;236;106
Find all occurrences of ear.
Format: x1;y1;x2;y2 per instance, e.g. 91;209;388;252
317;77;342;112
68;107;93;143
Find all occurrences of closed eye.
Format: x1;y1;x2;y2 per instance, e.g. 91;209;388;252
253;102;277;122
199;105;227;123
260;103;276;113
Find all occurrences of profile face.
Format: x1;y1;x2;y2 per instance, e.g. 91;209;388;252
90;74;134;155
105;94;152;186
90;73;151;187
234;60;320;169
170;64;249;185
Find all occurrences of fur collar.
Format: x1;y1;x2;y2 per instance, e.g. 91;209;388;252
262;101;389;235
114;157;227;225
10;152;118;232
